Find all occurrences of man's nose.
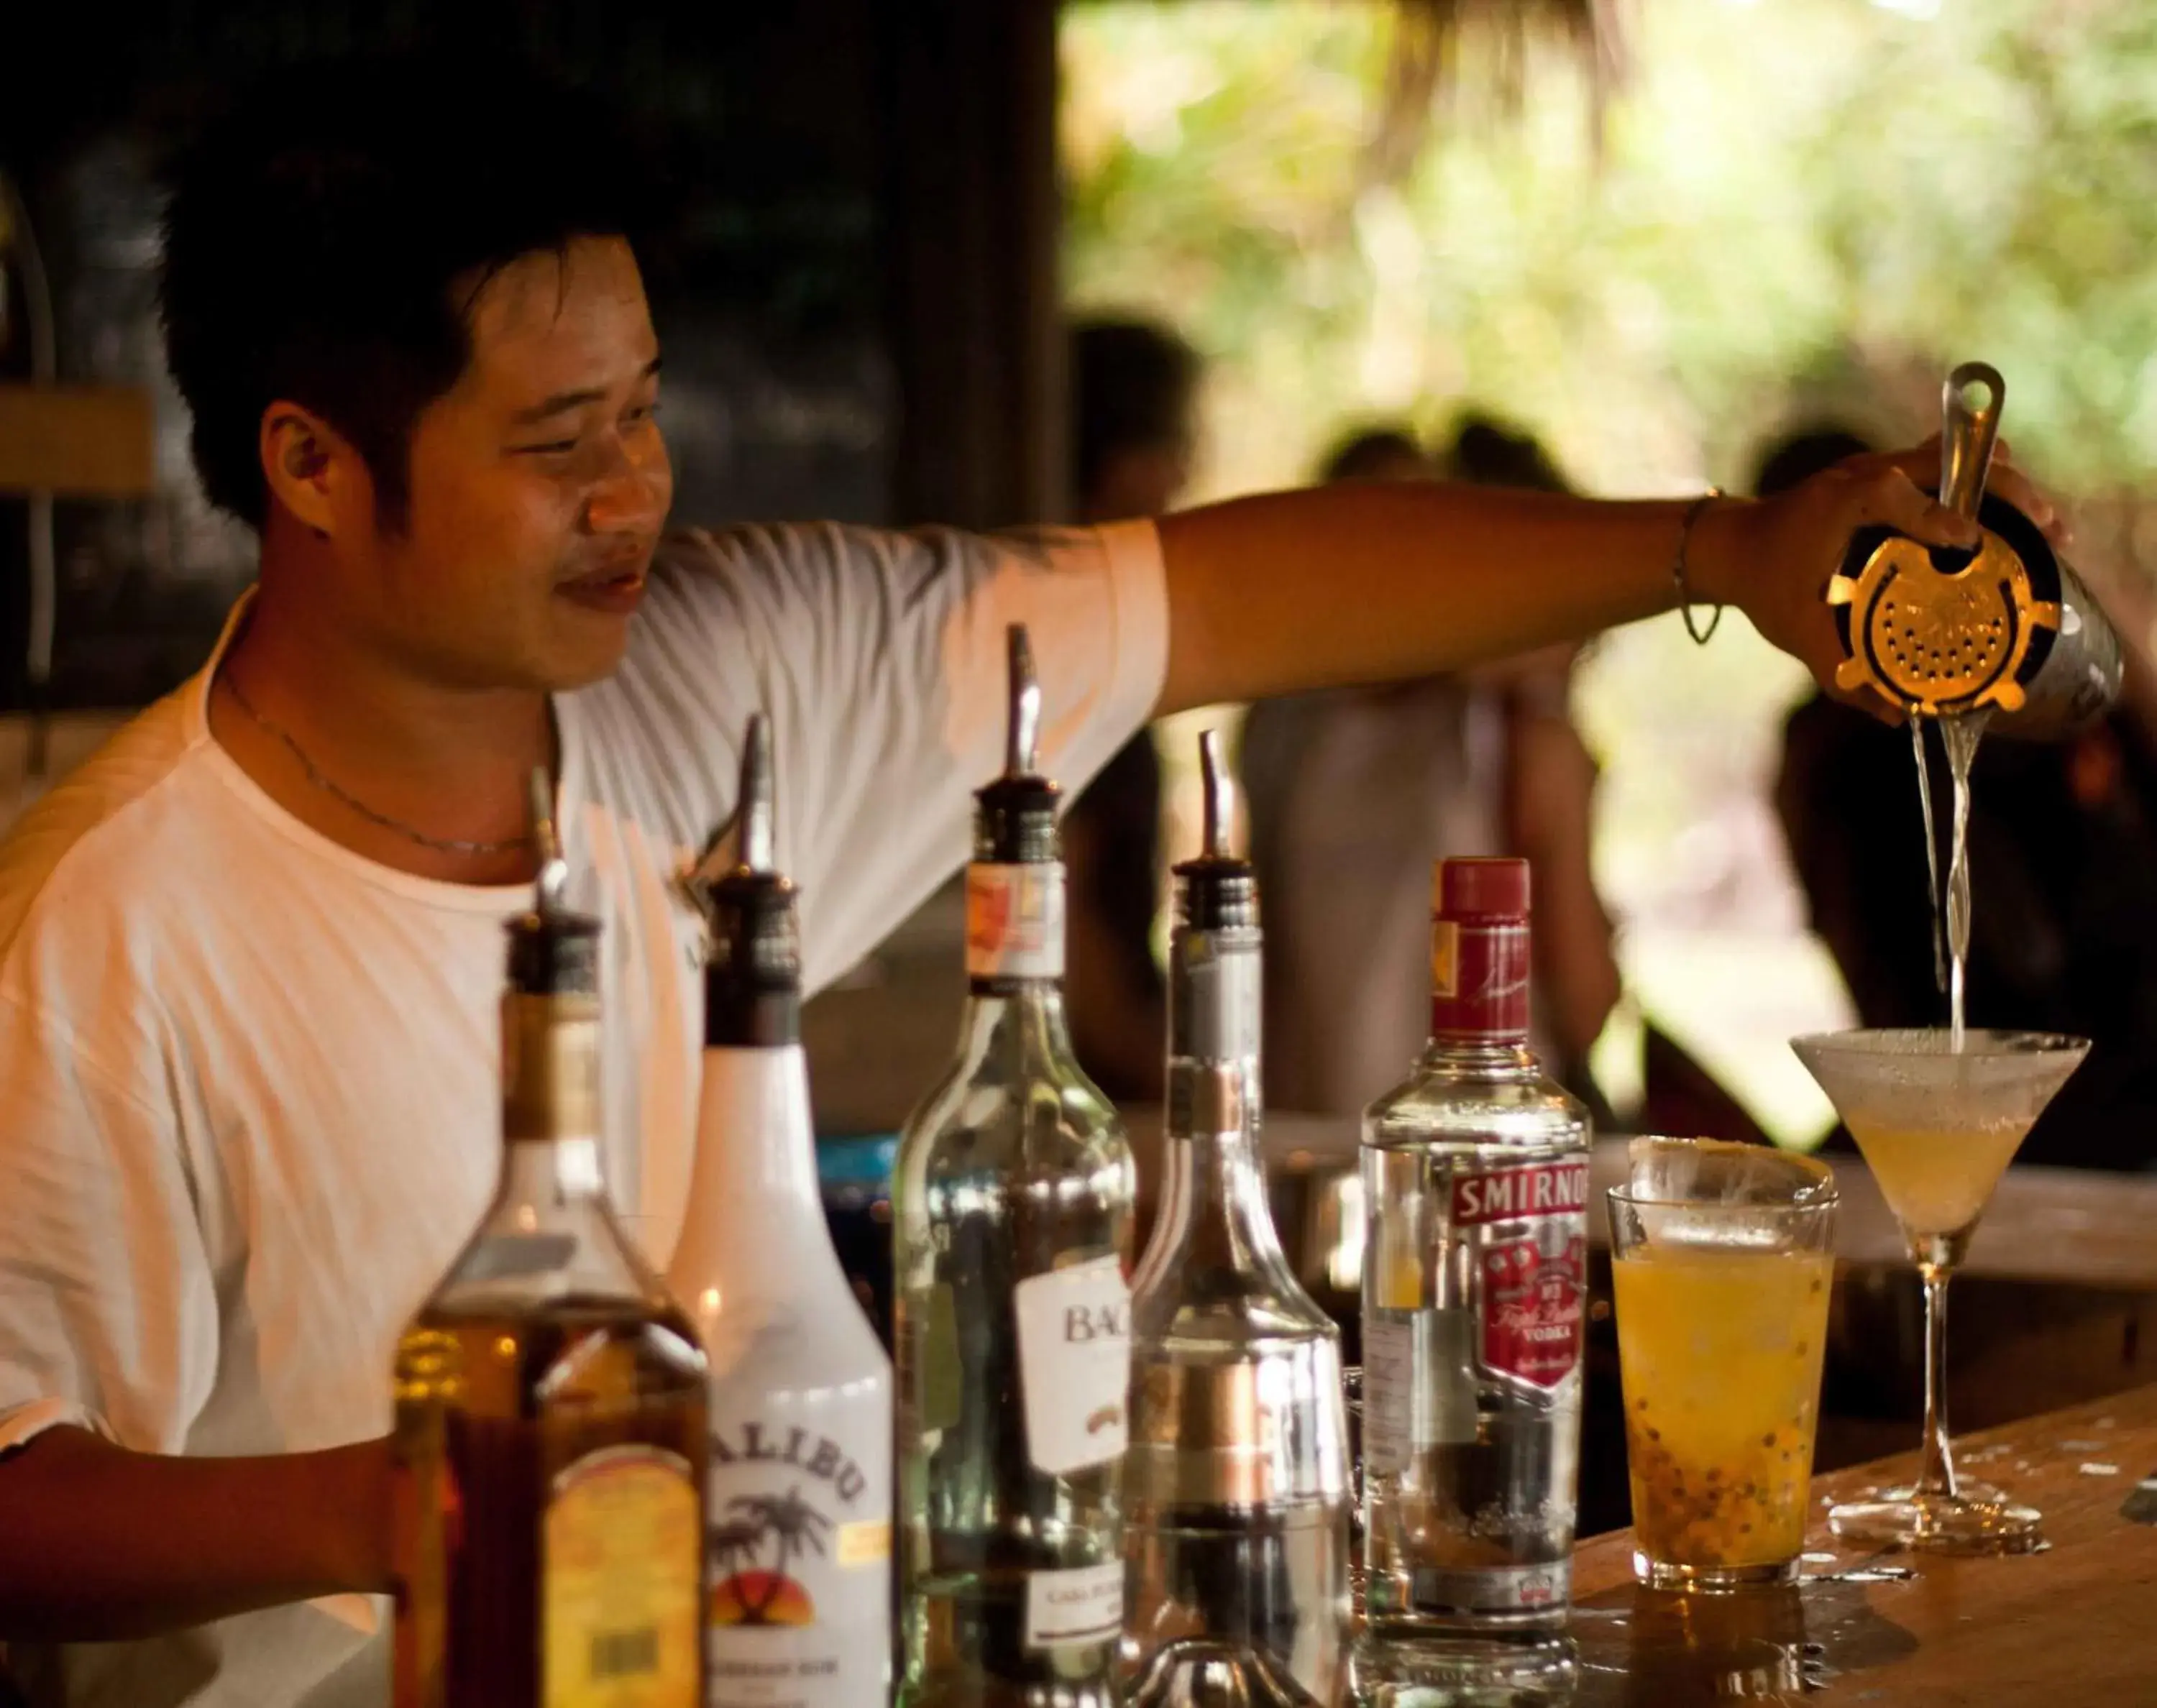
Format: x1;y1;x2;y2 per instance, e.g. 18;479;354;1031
585;427;672;536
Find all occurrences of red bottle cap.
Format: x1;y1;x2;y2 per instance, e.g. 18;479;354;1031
1434;857;1532;923
1431;858;1532;1040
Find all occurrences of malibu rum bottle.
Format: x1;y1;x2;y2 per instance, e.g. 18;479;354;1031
393;779;709;1708
894;625;1135;1708
669;715;894;1708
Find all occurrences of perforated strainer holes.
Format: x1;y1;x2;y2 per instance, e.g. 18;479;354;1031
1870;582;2015;692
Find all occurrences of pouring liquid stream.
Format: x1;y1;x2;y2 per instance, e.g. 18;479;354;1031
1912;712;1989;1052
1910;720;1946;1002
1941;713;1986;1053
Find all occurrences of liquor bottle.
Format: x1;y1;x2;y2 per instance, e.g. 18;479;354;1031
393;775;708;1708
894;625;1135;1708
1123;732;1350;1708
668;715;894;1708
1357;858;1590;1669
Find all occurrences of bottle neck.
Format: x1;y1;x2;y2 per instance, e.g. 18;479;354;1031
1151;924;1289;1281
964;858;1066;992
1149;1098;1291;1279
705;983;800;1050
498;990;609;1206
1429;912;1532;1044
672;1039;827;1295
1419;1034;1539;1068
956;978;1081;1062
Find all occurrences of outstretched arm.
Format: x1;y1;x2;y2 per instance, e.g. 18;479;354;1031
1154;447;2060;715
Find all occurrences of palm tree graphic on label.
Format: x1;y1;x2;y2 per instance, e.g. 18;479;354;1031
709;1486;833;1627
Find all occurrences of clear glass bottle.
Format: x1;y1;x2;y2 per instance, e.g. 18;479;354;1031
1357;858;1589;1677
393;780;709;1708
1123;732;1350;1708
894;626;1135;1708
668;715;894;1708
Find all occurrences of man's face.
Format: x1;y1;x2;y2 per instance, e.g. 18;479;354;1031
342;234;673;692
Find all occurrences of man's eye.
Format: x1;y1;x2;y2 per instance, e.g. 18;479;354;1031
515;439;581;456
625;402;661;426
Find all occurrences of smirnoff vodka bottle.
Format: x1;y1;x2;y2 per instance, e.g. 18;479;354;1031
669;715;894;1708
894;626;1135;1708
1123;731;1350;1708
1358;858;1589;1675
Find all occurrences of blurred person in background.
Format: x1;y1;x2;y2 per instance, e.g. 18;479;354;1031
1060;316;1201;1103
1243;415;1620;1120
1772;426;2157;1170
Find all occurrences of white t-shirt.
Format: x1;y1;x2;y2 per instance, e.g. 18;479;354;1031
0;519;1167;1708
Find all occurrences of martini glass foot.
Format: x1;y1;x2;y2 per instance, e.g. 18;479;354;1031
1828;1487;2043;1554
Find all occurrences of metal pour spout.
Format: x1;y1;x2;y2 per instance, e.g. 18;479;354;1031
736;712;776;876
1005;623;1040;780
1199;728;1232;860
526;766;567;918
971;623;1060;866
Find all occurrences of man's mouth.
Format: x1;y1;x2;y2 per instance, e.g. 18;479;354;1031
557;557;651;615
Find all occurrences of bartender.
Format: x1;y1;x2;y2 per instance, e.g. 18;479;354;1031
0;51;2061;1708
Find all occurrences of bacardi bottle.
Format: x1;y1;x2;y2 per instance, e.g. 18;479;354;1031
894;626;1135;1708
1358;858;1589;1675
669;715;894;1708
394;777;708;1708
1123;731;1350;1708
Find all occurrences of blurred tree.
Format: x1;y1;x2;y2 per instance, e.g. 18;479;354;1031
1064;0;2157;499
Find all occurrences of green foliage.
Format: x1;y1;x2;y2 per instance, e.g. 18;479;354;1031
1064;0;2157;498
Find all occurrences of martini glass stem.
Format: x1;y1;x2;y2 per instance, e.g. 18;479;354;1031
1917;1261;1958;1501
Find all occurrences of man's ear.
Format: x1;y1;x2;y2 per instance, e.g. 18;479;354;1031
260;402;359;538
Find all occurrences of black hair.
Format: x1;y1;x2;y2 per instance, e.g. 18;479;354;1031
1069;317;1201;506
1319;426;1427;485
1751;426;1875;499
1442;413;1572;495
158;52;673;532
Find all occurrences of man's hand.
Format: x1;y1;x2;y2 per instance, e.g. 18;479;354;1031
1698;439;2068;713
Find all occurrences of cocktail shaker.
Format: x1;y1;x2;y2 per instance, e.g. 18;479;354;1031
1827;362;2121;739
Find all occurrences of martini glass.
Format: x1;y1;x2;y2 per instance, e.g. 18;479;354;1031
1790;1028;2088;1553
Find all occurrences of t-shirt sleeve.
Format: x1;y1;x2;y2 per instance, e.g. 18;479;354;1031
0;993;219;1457
648;520;1168;991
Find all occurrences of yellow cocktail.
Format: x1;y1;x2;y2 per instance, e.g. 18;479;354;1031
1846;1122;2022;1245
1614;1246;1832;1577
1793;1028;2089;1553
1606;1139;1838;1590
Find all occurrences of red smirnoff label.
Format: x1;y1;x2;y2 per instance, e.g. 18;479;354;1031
1430;919;1531;1039
1452;1159;1590;1224
1455;1160;1588;1390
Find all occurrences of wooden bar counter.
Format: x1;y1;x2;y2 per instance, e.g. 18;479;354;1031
1566;1383;2157;1703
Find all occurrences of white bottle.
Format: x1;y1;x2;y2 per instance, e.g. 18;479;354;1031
669;715;894;1708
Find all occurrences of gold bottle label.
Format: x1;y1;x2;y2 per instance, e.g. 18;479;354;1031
503;993;603;1142
544;1445;702;1708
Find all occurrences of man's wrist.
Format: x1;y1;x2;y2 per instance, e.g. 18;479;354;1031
1682;495;1754;614
307;1438;398;1594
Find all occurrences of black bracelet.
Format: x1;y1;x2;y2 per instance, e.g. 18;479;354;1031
1673;488;1726;646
